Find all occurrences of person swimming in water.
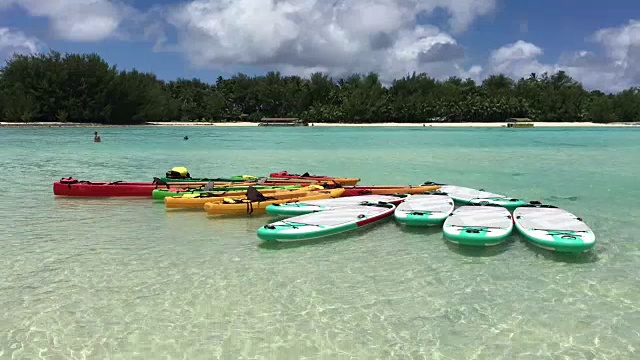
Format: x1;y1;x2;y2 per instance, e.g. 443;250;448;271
94;131;101;142
184;136;189;140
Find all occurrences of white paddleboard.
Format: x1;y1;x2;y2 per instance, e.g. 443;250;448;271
443;205;513;246
265;194;409;216
438;185;526;209
394;193;454;226
513;205;595;252
257;202;396;242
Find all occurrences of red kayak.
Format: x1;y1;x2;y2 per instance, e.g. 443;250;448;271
53;177;207;197
269;171;360;186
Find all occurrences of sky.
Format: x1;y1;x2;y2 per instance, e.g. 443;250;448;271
1;0;640;92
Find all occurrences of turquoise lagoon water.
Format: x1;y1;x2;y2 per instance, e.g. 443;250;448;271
0;126;639;359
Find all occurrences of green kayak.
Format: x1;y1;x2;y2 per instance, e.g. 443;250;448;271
160;167;261;183
151;184;301;200
160;175;260;183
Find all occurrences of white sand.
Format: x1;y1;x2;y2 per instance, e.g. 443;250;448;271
147;121;639;128
145;122;258;127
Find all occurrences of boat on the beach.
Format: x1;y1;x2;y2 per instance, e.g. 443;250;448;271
443;205;514;246
425;182;526;210
257;201;396;242
203;187;345;215
513;204;596;252
265;194;410;216
394;192;454;226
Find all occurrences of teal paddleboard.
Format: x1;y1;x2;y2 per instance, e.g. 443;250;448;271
443;205;514;246
258;202;396;242
394;193;454;226
265;194;409;217
432;184;526;210
513;204;596;253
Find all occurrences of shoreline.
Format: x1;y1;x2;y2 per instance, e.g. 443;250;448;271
1;121;638;128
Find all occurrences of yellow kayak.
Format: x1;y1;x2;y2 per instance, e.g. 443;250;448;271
203;188;345;215
164;185;330;209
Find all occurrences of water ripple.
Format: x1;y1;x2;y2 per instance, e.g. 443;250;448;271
0;127;639;358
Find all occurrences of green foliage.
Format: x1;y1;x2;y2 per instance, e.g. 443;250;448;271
0;51;636;124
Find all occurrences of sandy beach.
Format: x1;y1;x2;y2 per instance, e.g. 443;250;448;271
1;121;638;128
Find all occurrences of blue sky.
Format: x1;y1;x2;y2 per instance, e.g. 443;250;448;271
1;0;639;92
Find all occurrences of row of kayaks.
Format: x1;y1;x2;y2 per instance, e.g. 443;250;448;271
258;192;596;253
52;168;362;197
52;168;595;253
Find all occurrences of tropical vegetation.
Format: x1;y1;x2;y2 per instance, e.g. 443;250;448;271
0;51;637;124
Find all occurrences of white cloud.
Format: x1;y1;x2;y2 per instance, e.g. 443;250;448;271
0;27;44;60
485;40;554;80
163;0;495;82
3;0;639;93
1;0;134;42
590;20;640;88
593;20;640;64
483;20;640;92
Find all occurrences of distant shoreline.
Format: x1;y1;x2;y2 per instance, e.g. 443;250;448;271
1;121;638;128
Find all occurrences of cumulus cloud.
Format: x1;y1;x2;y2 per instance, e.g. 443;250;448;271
0;27;44;60
3;0;639;93
591;20;640;87
162;0;495;82
486;40;553;80
1;0;134;41
484;20;640;92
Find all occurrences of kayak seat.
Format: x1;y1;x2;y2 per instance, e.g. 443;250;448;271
152;177;168;185
220;187;275;204
60;177;79;185
202;182;216;191
246;186;275;202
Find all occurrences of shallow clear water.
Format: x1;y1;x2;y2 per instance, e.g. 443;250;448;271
1;126;639;359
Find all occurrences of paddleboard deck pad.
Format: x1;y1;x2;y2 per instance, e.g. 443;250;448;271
394;193;454;226
443;205;513;246
513;205;595;253
257;202;396;242
265;194;409;216
430;184;526;209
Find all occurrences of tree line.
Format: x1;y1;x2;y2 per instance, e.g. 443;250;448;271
0;50;637;124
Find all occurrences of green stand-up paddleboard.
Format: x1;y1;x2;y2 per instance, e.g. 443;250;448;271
443;205;514;246
257;202;396;242
394;193;454;226
513;204;596;253
425;183;526;210
265;194;409;217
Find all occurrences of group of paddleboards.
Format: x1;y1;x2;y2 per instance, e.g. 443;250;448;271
258;183;596;253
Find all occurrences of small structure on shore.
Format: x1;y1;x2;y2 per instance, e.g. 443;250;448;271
506;118;534;128
258;117;309;126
